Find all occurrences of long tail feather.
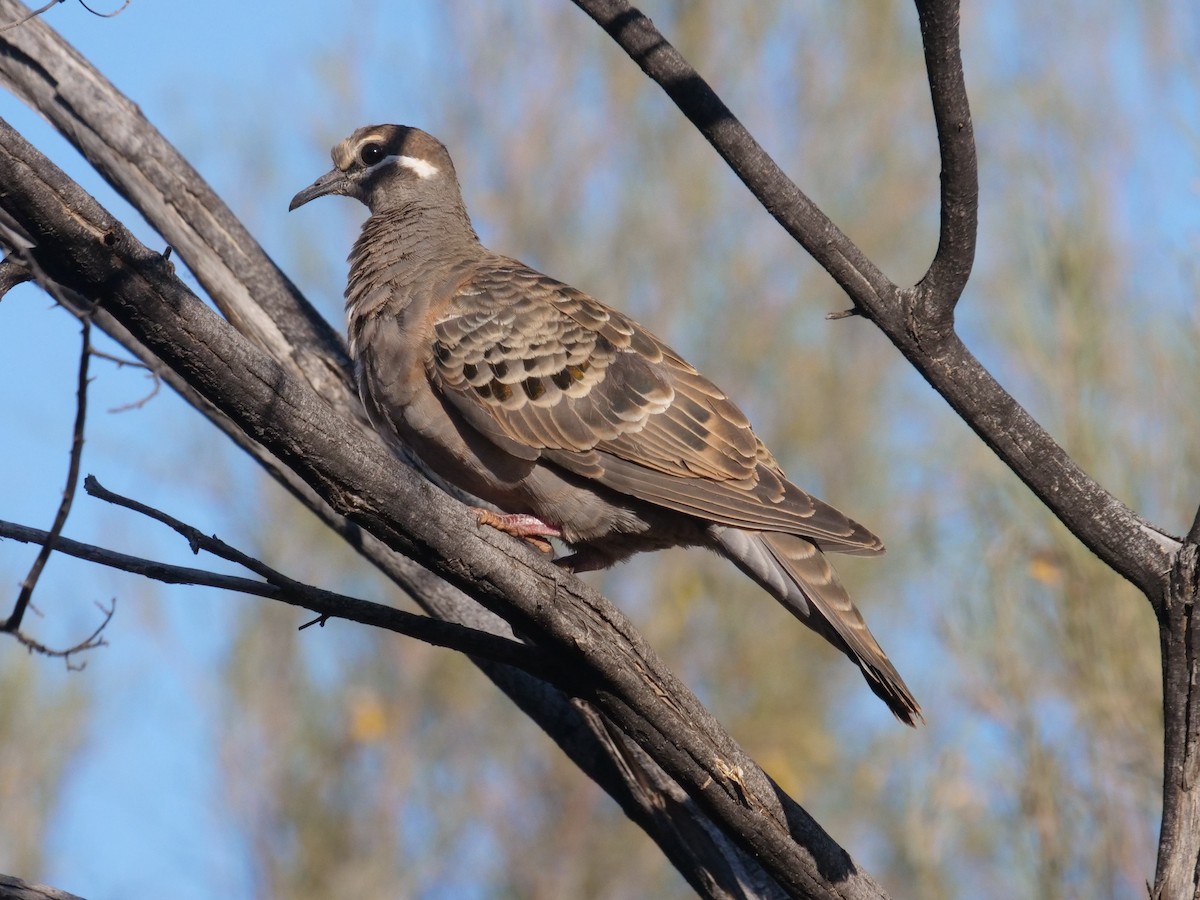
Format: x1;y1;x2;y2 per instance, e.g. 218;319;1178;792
713;527;922;726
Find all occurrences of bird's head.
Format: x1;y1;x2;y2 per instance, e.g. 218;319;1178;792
289;124;459;215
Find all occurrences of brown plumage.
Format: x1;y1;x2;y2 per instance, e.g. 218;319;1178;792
290;124;921;725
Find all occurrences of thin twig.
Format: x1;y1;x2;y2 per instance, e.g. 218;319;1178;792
75;0;129;17
0;0;62;34
0;516;552;677
88;347;148;369
86;475;294;581
85;347;162;411
3;319;90;633
104;372;160;413
10;599;113;670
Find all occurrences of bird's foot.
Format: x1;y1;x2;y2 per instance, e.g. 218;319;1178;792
472;508;560;554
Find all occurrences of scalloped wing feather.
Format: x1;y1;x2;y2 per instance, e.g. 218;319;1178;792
429;257;883;554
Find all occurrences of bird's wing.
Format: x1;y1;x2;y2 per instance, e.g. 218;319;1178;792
430;258;882;553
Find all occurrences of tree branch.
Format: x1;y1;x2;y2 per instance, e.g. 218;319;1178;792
3;318;89;633
0;114;878;897
0;0;351;401
569;2;1200;894
570;0;893;315
0;5;797;891
0;515;553;678
0;255;30;297
0;0;59;35
5;598;110;669
570;0;1173;598
0;872;86;900
912;0;978;323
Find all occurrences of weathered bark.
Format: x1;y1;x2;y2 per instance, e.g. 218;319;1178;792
0;5;814;898
4;0;1197;895
1153;540;1200;900
0;873;86;900
570;1;1197;895
0;2;876;895
0;106;884;900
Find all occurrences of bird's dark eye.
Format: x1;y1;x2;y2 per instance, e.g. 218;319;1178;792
359;143;385;166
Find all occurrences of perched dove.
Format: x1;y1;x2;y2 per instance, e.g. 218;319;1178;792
290;125;920;725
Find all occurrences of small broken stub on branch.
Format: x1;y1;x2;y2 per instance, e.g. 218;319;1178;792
827;306;865;321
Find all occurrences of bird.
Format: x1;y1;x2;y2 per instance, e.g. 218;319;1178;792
290;124;921;725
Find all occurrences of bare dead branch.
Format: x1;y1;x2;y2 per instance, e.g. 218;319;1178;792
3;318;90;633
0;255;31;297
567;3;1200;895
0;872;87;900
569;0;893;318
82;475;549;671
104;371;159;412
74;0;128;18
9;598;111;670
0;113;881;900
0;0;59;35
572;0;1174;600
1186;505;1200;548
912;0;978;324
0;516;554;678
1154;545;1200;899
84;347;161;411
84;474;293;578
86;346;146;369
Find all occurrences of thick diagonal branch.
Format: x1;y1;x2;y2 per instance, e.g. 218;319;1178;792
0;4;811;891
0;116;887;898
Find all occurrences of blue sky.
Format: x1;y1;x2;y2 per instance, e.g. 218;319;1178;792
0;4;440;897
3;1;1199;897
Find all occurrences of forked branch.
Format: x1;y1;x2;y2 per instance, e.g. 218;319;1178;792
572;0;1172;597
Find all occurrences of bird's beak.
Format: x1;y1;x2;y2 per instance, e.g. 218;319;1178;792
288;168;350;211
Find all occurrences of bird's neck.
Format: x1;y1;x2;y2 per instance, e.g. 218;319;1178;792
358;196;480;259
344;202;485;361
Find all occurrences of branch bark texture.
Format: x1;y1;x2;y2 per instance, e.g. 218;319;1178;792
4;0;1198;896
570;1;1198;896
0;4;858;894
0;68;882;899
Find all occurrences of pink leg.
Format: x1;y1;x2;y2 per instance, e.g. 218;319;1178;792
472;508;561;554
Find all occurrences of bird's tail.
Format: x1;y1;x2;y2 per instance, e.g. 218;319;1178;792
713;527;922;726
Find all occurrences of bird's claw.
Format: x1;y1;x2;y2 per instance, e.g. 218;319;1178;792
472;508;560;554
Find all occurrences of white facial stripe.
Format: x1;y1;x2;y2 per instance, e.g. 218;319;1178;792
360;152;440;180
395;155;439;179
